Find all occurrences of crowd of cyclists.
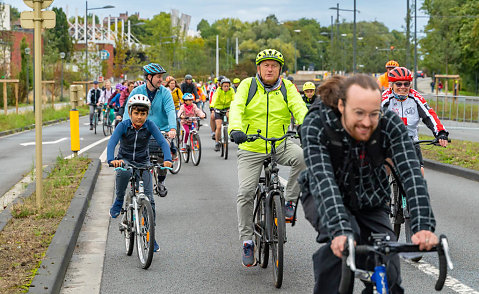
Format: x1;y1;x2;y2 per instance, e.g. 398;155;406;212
93;47;451;293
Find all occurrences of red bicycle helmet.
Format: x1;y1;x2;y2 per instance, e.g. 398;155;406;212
388;67;413;82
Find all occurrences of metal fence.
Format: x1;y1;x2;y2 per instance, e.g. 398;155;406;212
422;93;479;125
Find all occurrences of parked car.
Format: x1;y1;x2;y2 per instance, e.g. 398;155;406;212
416;70;425;78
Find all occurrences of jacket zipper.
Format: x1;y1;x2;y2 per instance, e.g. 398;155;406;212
132;129;139;162
266;90;269;152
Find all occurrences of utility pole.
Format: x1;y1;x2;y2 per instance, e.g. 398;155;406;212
406;0;411;69
353;0;357;73
216;35;219;78
414;0;418;89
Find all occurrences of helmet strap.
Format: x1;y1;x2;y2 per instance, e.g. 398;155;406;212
146;75;159;90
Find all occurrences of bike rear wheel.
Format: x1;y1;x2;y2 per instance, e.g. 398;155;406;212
254;186;269;268
223;125;229;160
191;133;202;166
136;199;155;269
271;194;285;288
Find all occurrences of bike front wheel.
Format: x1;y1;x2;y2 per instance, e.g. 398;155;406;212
94;114;98;134
102;117;108;136
123;194;135;256
270;194;285;288
254;187;269;268
191;133;202;166
136;199;155;269
170;151;182;174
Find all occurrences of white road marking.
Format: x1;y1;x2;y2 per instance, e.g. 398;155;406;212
65;136;110;159
20;137;68;146
405;259;479;293
99;146;108;163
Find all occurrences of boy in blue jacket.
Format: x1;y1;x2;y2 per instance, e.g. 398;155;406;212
107;94;172;252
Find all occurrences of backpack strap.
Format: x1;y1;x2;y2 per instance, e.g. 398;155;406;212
246;77;258;107
245;77;288;107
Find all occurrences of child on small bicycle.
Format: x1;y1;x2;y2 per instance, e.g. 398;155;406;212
177;93;205;151
107;94;172;252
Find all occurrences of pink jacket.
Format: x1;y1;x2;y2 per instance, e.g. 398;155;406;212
177;104;205;125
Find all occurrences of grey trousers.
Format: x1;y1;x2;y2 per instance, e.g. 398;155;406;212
236;139;306;242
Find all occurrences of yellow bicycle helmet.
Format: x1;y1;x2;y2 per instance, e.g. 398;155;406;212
302;82;316;92
255;49;284;66
385;60;399;68
233;78;241;84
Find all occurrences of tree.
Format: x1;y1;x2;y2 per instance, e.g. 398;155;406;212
18;37;32;102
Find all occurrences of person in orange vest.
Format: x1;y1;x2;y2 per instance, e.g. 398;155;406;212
377;60;399;92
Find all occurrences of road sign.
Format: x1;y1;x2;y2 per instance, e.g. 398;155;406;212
98;76;104;82
99;50;110;60
23;0;53;9
20;10;56;29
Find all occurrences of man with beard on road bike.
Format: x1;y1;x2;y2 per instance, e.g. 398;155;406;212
123;63;177;197
229;48;308;267
300;74;438;293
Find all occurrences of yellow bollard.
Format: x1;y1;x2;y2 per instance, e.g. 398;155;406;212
70;110;80;156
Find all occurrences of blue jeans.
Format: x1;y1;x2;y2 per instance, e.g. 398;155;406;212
115;160;156;221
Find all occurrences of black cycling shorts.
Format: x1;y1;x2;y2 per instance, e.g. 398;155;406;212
214;108;229;120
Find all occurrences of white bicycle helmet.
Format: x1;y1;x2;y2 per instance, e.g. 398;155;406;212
128;94;151;113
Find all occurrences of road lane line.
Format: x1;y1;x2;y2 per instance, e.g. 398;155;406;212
99;147;107;163
405;259;479;294
20;137;68;146
65;136;110;159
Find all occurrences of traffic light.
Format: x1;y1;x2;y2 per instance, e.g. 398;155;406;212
390;46;395;51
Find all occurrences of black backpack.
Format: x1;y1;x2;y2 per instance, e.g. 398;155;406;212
298;101;389;243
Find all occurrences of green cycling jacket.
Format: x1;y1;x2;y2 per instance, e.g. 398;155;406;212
228;76;308;153
210;87;235;110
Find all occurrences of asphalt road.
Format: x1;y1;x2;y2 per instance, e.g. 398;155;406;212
0;115;109;197
99;119;479;294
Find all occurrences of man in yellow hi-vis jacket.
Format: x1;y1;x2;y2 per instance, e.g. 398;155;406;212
228;48;308;267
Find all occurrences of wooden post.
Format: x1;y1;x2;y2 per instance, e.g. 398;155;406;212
51;83;55;108
15;83;19;114
3;82;6;115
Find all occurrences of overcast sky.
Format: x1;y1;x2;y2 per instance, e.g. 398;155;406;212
3;0;429;34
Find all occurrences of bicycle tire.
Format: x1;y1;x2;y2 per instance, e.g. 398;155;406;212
136;198;155;269
94;113;98;134
191;133;202;166
102;117;108;136
181;144;190;163
338;255;354;294
223;125;229;160
254;187;269;268
220;133;224;157
124;193;135;256
152;165;159;196
170;151;182;174
271;194;285;288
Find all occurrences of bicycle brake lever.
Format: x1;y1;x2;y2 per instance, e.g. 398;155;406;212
346;235;356;272
441;236;454;270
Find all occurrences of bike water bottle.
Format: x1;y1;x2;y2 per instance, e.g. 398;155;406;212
371;265;389;294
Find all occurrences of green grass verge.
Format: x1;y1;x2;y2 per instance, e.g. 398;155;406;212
419;135;479;171
0;105;89;133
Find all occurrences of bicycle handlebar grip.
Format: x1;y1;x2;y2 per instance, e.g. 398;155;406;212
435;235;448;291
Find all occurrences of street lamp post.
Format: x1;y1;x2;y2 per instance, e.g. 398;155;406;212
85;1;114;95
60;52;65;102
329;3;359;73
293;29;301;73
25;47;31;105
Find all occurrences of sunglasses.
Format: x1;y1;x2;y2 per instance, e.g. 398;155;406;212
394;81;411;88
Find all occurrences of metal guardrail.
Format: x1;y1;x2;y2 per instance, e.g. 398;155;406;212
422;93;479;126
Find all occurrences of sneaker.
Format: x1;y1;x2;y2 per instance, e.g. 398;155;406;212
89;125;93;130
284;201;296;221
154;240;160;252
158;182;168;197
242;242;256;267
214;142;221;152
109;198;123;218
211;132;216;140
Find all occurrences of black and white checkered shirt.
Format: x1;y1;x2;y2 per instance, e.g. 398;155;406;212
301;101;436;239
